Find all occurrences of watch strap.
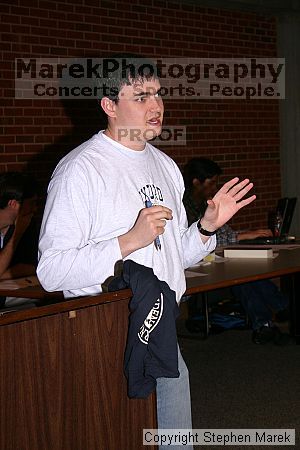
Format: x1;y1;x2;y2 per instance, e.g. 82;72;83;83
197;221;217;236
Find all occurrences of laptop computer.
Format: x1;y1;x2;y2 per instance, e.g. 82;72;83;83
280;197;297;236
239;197;297;245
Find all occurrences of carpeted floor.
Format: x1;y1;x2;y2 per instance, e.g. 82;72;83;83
178;321;300;449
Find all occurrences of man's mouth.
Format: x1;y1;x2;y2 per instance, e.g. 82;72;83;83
147;118;161;126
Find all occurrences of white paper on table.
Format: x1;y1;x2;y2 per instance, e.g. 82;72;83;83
0;275;39;290
185;270;208;278
189;254;226;268
214;255;226;263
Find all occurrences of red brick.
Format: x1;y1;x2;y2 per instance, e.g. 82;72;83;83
10;6;31;16
0;155;17;162
1;3;280;228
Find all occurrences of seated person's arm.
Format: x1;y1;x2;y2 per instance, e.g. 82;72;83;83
0;210;34;279
0;263;36;280
0;230;19;278
237;229;273;241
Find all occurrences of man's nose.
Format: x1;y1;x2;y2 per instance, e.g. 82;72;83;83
149;96;163;112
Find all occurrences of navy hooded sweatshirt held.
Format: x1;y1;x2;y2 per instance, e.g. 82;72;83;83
109;260;180;399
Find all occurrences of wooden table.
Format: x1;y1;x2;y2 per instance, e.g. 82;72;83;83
185;247;300;341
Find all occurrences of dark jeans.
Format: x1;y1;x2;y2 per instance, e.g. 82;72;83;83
232;280;288;330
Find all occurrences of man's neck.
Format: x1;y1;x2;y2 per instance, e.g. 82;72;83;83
104;128;146;151
0;224;10;237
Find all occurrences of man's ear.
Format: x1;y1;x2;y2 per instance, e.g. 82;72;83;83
100;97;117;118
7;199;20;211
192;178;201;188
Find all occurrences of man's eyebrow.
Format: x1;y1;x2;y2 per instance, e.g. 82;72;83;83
133;91;151;97
133;88;159;97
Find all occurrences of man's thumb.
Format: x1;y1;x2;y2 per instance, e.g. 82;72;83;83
206;199;215;209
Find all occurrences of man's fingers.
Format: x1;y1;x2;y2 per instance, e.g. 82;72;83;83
227;178;251;197
153;211;173;221
217;177;239;194
149;205;172;213
257;229;273;236
217;178;254;199
144;205;173;220
237;194;256;210
206;199;216;210
233;182;254;202
156;224;167;235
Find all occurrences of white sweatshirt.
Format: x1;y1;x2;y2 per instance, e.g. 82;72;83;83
37;131;216;300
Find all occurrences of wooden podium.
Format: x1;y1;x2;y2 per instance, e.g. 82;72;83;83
0;289;157;450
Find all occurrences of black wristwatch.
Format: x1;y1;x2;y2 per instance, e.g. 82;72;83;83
197;221;217;236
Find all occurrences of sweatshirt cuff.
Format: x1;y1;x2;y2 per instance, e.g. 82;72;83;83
114;236;124;261
191;220;217;252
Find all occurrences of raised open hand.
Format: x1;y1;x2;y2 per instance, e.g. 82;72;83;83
200;177;256;232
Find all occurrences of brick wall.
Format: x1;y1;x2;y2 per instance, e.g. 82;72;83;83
1;0;281;229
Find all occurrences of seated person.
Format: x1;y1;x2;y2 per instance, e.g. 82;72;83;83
0;172;39;308
183;157;290;345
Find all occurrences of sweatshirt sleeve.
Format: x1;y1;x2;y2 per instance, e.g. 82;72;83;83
173;161;216;269
37;161;122;292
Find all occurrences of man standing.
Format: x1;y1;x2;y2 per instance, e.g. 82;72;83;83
37;56;255;448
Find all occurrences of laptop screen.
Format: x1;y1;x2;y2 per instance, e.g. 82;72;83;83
279;197;297;236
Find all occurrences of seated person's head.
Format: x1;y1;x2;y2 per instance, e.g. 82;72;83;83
0;172;39;226
183;157;222;204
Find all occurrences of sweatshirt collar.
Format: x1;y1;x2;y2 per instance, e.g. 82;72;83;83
99;130;150;159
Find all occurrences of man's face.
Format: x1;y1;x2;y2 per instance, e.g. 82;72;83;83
194;175;219;202
110;78;164;150
0;195;37;229
20;196;38;216
13;196;38;223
